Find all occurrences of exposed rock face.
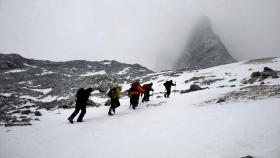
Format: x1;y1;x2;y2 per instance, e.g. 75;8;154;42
241;67;279;84
173;16;236;70
0;53;153;126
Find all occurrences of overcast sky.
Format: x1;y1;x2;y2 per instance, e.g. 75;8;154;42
0;0;279;71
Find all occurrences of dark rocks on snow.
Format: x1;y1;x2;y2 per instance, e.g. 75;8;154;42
34;111;42;116
242;67;279;84
228;79;237;82
216;98;226;103
184;76;205;83
264;67;274;72
21;118;31;122
180;84;208;94
21;110;32;115
209;85;280;104
251;71;261;78
241;155;254;158
4;123;32;127
104;99;111;106
201;78;224;85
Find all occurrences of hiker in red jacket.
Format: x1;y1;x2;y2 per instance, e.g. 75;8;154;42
128;80;144;109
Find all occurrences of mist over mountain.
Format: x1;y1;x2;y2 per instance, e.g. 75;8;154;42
173;16;237;70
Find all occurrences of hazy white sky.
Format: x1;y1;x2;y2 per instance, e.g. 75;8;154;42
0;0;279;71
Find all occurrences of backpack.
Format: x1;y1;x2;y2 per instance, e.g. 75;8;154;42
107;87;117;98
76;88;84;98
107;88;113;97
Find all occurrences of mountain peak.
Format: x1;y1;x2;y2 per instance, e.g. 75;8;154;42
173;16;237;70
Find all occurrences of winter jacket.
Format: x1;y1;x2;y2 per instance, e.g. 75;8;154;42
164;81;176;89
129;85;144;96
142;84;153;92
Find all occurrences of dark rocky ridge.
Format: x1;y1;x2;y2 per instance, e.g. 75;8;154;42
173;16;237;70
0;53;153;126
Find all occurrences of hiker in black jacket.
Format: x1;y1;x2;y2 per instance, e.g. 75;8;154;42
163;80;176;98
68;87;93;123
142;83;153;103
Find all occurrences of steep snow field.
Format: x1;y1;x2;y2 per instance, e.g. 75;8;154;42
1;58;280;158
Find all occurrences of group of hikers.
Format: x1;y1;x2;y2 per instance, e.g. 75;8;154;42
68;79;176;124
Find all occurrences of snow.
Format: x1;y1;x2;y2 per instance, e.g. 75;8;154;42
23;63;37;68
3;69;27;73
40;71;56;75
102;61;111;65
0;93;13;97
19;94;68;102
1;58;280;158
1;92;280;158
19;95;39;101
29;88;52;95
116;67;130;75
80;70;107;77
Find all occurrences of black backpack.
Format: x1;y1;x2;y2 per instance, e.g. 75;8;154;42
107;88;114;97
76;88;84;99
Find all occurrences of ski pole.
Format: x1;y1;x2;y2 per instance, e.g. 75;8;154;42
174;82;176;97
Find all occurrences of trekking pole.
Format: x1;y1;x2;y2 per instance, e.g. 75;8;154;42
174;82;176;97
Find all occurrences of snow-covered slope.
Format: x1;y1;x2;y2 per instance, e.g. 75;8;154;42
0;57;280;158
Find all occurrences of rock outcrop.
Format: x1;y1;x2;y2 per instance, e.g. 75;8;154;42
173;16;236;70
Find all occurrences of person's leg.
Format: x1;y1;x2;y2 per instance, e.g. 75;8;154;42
142;93;146;103
167;89;171;98
77;106;86;122
112;98;120;113
164;88;167;98
135;94;140;107
129;97;133;109
68;106;80;122
108;98;114;115
111;99;116;114
147;93;150;101
131;95;137;109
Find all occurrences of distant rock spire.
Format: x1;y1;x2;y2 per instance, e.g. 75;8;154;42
173;16;236;70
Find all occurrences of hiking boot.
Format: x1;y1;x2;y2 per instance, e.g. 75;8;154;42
68;118;74;124
108;110;113;116
77;119;83;122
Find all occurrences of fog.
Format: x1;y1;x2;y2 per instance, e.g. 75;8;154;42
0;0;279;71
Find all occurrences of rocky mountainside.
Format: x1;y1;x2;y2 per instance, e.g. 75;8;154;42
0;53;153;126
173;16;237;70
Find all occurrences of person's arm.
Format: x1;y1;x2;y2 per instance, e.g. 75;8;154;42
138;86;145;94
